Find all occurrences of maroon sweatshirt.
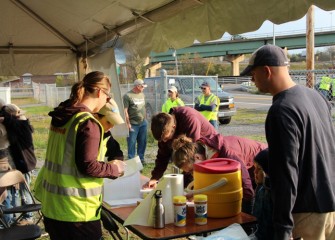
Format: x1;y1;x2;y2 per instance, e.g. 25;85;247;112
150;106;217;180
48;99;119;178
198;134;268;200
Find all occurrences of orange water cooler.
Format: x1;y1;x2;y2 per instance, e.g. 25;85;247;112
193;158;242;218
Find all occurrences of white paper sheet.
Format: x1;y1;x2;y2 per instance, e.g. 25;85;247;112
103;157;145;207
123;174;184;226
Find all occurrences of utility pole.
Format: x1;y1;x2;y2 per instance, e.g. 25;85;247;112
306;5;314;88
173;49;179;75
273;23;276;45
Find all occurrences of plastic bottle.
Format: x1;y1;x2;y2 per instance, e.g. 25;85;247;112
194;194;207;225
153;190;165;229
173;195;187;227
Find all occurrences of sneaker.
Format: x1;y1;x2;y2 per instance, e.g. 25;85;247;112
16;219;34;226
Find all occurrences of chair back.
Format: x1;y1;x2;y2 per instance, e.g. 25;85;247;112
0;170;25;187
0;169;42;228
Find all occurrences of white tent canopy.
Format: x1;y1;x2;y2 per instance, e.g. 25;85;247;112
1;0;335;76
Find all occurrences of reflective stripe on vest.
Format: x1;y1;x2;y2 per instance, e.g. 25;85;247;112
332;78;335;97
197;94;219;121
38;112;104;222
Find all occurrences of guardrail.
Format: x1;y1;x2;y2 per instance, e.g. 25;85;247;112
219;69;335;85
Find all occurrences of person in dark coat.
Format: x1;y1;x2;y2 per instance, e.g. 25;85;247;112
252;149;274;240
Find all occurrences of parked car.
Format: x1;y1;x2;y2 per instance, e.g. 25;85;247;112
144;71;236;124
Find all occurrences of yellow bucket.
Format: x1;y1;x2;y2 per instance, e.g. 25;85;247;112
192;158;242;218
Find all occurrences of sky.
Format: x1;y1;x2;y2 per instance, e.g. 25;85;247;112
242;7;335;53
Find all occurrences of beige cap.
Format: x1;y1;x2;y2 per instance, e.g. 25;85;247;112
168;86;178;93
98;99;124;125
3;104;26;120
134;79;147;88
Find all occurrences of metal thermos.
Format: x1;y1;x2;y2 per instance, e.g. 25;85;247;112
153;190;165;229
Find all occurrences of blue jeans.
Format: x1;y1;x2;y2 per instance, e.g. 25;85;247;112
209;120;219;131
319;89;330;100
2;187;20;225
127;120;147;163
20;172;33;219
2;171;33;225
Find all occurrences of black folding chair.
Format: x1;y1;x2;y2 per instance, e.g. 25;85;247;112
101;205;128;240
0;224;41;240
0;170;42;227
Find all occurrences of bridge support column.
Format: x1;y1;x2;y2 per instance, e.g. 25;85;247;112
145;62;162;77
224;54;245;76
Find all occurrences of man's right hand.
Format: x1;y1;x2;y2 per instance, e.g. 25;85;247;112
142;179;158;189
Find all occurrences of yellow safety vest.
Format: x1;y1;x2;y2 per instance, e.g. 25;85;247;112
197;94;220;121
162;98;185;113
34;112;104;222
331;78;335;97
319;76;332;91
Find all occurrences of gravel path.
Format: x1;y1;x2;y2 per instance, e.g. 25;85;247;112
220;123;265;136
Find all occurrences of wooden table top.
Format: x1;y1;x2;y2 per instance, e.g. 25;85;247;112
103;203;257;240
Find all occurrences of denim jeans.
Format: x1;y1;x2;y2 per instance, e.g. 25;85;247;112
2;187;20;225
319;89;330;100
127;120;147;163
209;119;219;131
20;171;33;219
1;171;33;225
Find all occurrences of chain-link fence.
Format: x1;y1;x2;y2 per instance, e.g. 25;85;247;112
9;69;335;109
220;69;335;102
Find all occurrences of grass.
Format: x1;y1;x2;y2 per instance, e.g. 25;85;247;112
11;98;268;239
230;108;268;125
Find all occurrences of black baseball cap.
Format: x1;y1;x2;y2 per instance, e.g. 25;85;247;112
240;45;289;76
199;82;210;89
254;148;269;174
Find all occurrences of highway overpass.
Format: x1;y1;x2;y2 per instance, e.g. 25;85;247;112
149;29;335;75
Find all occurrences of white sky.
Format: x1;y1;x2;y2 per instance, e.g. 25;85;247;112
242;7;335;53
249;7;334;34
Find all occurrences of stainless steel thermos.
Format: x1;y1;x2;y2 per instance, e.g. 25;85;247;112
153;190;165;228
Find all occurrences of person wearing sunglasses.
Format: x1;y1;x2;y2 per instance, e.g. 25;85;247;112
194;82;220;131
123;79;148;165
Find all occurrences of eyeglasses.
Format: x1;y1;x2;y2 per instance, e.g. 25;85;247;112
98;88;112;102
201;87;207;90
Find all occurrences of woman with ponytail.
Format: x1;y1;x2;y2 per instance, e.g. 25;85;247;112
34;71;126;240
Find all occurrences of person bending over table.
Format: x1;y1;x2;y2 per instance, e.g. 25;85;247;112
172;134;267;215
